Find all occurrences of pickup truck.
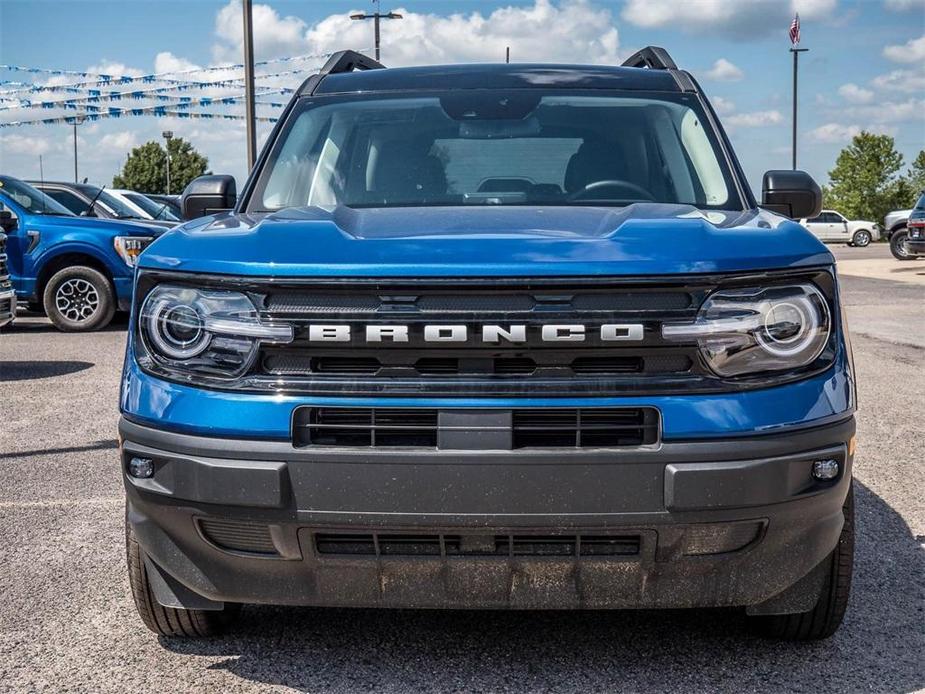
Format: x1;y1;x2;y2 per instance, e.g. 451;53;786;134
119;48;856;641
0;176;161;331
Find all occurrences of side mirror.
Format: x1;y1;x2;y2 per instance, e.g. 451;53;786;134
80;209;97;218
761;170;822;220
181;175;237;220
0;209;17;233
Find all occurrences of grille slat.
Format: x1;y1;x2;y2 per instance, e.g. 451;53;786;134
198;519;278;555
294;407;659;449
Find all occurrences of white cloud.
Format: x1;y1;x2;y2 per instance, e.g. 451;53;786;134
808;122;861;143
154;52;202;75
0;133;54;156
210;0;621;66
885;0;925;10
838;83;874;104
842;98;925;124
705;58;743;82
621;0;837;37
711;96;736;114
883;34;925;63
726;110;783;127
872;67;925;93
98;131;139;151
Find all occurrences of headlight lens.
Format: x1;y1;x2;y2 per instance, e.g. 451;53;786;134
114;236;155;267
138;285;292;378
662;284;831;377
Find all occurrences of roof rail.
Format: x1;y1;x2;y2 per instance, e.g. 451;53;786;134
621;46;678;71
298;50;385;95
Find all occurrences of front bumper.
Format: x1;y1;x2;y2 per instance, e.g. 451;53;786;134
0;288;16;327
906;227;925;255
121;415;854;612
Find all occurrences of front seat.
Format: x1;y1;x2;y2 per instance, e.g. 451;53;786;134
564;140;631;195
371;140;447;202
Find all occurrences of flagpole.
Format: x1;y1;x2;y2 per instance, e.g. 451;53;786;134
790;46;808;170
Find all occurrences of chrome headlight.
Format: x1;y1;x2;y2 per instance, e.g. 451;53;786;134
114;236;155;267
138;285;292;378
662;284;831;377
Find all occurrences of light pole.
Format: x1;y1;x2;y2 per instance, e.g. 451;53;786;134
350;0;402;61
72;114;86;183
242;0;257;170
162;130;174;195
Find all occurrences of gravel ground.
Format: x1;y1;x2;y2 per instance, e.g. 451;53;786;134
0;243;922;693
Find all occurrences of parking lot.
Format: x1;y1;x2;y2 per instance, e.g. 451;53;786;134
0;243;922;693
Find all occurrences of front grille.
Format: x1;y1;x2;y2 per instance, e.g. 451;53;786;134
198;518;278;555
293;406;659;449
315;532;641;557
0;236;11;290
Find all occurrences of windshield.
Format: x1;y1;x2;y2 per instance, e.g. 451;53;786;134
89;188;146;219
914;192;925;211
124;192;180;221
0;176;75;216
250;90;739;212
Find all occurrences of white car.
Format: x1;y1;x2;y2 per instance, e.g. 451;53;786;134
800;210;879;247
109;189;180;225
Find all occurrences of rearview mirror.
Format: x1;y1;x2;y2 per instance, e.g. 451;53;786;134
181;175;237;220
0;210;17;233
761;170;822;220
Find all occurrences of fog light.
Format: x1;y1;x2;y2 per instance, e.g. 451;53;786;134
812;459;839;481
128;457;154;479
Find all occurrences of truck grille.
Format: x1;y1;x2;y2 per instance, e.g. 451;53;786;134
0;236;11;289
293;406;659;449
314;532;641;557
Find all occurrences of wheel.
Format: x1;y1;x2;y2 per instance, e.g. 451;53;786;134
42;266;115;331
851;230;871;247
752;483;854;640
890;229;915;260
126;521;240;637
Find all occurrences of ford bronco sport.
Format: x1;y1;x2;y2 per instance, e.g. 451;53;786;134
120;48;856;641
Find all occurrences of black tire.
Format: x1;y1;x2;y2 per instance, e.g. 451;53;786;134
42;265;115;331
890;229;915;260
126;521;240;637
752;482;854;640
851;229;871;247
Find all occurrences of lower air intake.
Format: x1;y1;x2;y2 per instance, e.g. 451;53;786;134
198;518;278;555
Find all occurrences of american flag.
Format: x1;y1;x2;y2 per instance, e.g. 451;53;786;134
789;13;801;45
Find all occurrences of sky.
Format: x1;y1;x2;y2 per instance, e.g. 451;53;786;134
0;0;923;197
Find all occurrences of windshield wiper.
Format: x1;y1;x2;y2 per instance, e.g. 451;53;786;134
83;186;106;216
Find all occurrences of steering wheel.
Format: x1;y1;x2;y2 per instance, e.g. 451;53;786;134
567;179;656;202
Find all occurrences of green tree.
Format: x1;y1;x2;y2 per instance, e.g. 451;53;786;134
905;150;925;195
824;132;905;223
113;137;209;194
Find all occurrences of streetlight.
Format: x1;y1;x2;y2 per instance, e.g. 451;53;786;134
72;114;86;183
350;0;402;61
162;130;174;195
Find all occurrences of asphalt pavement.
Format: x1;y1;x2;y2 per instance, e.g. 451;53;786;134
0;243;922;693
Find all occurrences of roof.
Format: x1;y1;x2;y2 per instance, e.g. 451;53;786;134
312;63;684;95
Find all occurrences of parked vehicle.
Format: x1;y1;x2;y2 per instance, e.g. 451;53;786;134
800;210;878;247
28;181;174;229
888;192;925;260
120;49;856;641
0;230;14;328
146;194;183;220
884;205;912;242
110;189;181;225
0;176;162;331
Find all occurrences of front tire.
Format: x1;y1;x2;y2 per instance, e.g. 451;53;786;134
751;483;854;640
890;229;915;260
42;266;115;331
126;522;240;637
851;230;871;247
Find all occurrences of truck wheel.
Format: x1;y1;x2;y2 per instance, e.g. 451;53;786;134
43;266;115;331
126;522;240;637
751;483;854;640
890;230;914;260
851;230;871;247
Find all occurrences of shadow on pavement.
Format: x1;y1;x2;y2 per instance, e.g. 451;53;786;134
159;482;924;693
0;360;95;381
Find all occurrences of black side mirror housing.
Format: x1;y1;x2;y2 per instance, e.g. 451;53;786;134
761;170;822;220
181;175;237;220
0;210;17;233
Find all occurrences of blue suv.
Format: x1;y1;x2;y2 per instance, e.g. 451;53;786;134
0;176;161;331
120;49;856;640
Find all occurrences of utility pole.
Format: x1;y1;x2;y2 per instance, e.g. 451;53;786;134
350;0;402;61
72;114;85;183
242;0;257;170
790;46;808;170
506;46;510;64
162;130;174;194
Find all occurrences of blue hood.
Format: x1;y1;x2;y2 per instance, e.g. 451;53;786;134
139;204;833;277
28;213;165;237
